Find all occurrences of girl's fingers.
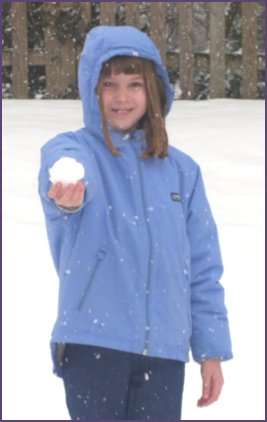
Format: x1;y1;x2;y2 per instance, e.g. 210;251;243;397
48;182;85;208
198;380;222;406
197;362;224;407
69;181;85;206
47;182;63;199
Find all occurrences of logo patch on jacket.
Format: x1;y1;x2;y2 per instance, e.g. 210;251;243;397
171;193;182;202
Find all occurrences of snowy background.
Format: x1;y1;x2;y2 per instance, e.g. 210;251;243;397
2;99;265;420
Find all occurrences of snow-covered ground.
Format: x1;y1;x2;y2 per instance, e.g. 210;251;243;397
2;99;265;420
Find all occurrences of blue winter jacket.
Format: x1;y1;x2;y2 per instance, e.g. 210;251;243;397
38;26;233;375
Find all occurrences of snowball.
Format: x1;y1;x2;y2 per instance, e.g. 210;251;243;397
49;157;85;186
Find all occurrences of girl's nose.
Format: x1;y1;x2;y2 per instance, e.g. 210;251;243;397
114;87;129;102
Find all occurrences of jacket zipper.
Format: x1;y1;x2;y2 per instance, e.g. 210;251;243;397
130;141;154;355
77;249;106;311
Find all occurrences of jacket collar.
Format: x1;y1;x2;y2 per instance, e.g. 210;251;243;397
84;126;147;154
108;127;146;151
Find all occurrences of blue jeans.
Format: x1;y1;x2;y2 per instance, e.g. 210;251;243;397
61;344;185;420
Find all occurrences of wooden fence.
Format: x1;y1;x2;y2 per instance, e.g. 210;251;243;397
2;2;264;99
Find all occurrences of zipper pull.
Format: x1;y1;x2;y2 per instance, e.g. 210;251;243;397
97;249;106;260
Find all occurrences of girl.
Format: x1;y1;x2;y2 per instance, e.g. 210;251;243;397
39;26;233;420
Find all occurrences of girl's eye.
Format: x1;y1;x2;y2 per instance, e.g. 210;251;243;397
131;81;144;89
103;81;115;88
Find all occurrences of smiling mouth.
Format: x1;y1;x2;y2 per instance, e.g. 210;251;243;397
112;108;133;115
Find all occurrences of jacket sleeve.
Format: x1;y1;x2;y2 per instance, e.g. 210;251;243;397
38;131;97;219
186;165;233;362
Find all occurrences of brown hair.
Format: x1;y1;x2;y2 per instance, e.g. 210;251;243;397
97;56;169;159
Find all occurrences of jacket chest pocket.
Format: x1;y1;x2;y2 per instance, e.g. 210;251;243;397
76;249;107;311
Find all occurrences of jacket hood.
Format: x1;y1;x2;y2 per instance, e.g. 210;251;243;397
78;26;174;131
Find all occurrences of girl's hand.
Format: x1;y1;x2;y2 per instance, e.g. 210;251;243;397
48;181;85;210
197;358;224;407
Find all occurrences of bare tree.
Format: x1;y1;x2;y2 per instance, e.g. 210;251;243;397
100;2;115;26
242;2;258;98
124;3;139;28
10;2;28;98
179;2;194;99
210;2;225;98
150;3;166;64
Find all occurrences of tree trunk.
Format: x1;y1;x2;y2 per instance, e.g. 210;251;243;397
44;3;76;98
125;2;140;28
210;2;225;98
10;2;28;98
80;2;91;32
150;2;166;64
100;2;115;26
242;2;258;98
179;3;194;99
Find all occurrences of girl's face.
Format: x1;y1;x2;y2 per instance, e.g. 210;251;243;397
100;71;147;132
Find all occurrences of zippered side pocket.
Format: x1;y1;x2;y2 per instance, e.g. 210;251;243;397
77;249;106;311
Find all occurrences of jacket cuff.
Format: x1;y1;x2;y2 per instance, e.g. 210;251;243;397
57;204;83;213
